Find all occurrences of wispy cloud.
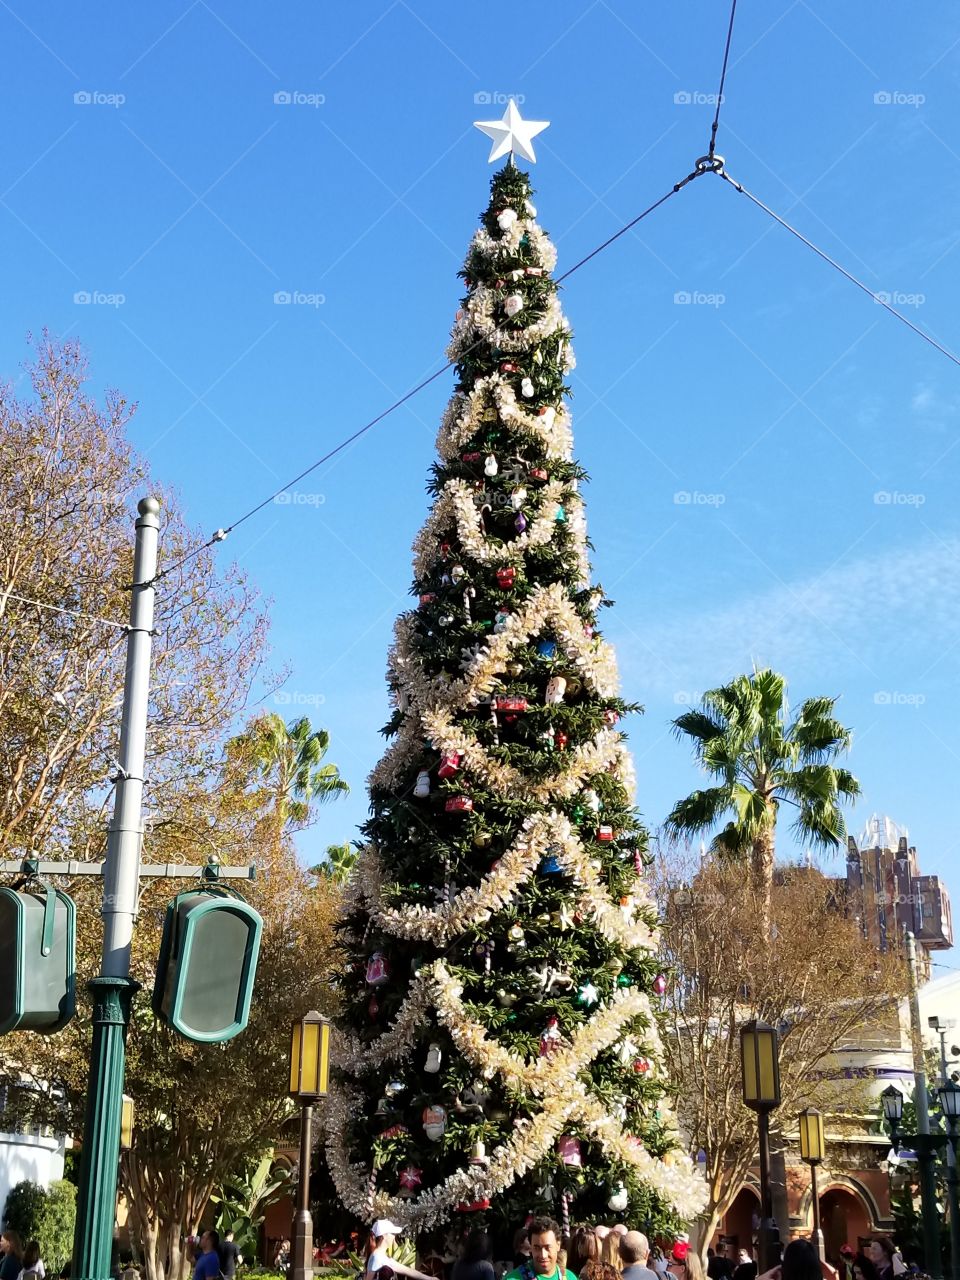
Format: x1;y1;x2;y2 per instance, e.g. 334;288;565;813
613;537;960;697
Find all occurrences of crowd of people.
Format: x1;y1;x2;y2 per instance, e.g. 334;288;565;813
0;1232;46;1280
360;1218;928;1280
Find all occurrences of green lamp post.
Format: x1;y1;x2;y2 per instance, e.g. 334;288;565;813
881;1084;944;1280
741;1020;782;1271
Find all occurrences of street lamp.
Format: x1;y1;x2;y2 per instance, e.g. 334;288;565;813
937;1080;960;1280
741;1021;782;1271
798;1108;826;1260
289;1012;331;1280
880;1084;944;1280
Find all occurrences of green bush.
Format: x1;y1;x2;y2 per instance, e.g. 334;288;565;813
2;1179;76;1273
40;1181;76;1273
3;1180;47;1241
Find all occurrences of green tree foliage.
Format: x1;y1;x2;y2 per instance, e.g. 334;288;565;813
211;1154;292;1261
329;165;703;1238
2;1179;47;1240
665;667;860;934
1;1180;75;1273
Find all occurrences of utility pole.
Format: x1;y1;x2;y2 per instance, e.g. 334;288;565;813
906;930;944;1280
71;498;160;1280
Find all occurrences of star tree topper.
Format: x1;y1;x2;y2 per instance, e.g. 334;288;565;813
474;98;549;164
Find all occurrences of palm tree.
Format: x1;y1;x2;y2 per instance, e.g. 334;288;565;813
227;713;349;858
310;841;358;885
664;667;860;935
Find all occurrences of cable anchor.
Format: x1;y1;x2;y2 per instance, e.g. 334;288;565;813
694;153;725;175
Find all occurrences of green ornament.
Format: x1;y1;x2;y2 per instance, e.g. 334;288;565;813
572;805;586;823
617;973;631;987
555;506;566;523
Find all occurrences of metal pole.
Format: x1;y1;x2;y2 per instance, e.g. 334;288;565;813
946;1127;960;1280
912;1135;945;1280
291;1103;315;1280
907;932;931;1134
809;1161;825;1261
758;1109;773;1272
73;498;161;1280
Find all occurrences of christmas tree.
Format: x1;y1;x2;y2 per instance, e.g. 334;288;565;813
327;118;706;1238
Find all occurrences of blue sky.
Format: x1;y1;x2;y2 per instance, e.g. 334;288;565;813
4;2;960;938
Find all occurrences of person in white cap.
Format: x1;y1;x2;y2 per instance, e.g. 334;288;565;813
365;1221;434;1280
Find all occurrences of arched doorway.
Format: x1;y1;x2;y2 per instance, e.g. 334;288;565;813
821;1186;872;1260
721;1186;761;1255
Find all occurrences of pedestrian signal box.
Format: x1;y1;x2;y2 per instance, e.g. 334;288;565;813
152;889;262;1043
0;886;76;1034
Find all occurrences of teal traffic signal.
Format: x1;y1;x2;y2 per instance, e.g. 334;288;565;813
152;888;262;1042
0;886;76;1034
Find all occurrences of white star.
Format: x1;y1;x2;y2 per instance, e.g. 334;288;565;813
474;99;549;165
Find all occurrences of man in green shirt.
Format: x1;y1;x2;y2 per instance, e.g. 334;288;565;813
504;1218;576;1280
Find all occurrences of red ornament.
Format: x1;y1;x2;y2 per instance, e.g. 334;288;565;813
399;1166;422;1195
445;795;474;813
419;593;436;606
462;451;482;462
499;361;519;374
368;994;380;1018
440;541;451;559
437;750;463;778
528;466;549;482
493;696;528;713
380;1123;410;1140
558;1134;582;1166
496;566;517;588
366;951;390;986
603;708;620;726
525;266;543;276
653;973;668;996
633;1057;650;1074
597;825;614;842
457;1198;491;1212
555;730;569;751
539;1015;562;1057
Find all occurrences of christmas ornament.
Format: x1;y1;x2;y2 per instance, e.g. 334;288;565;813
515;510;527;532
438;614;453;626
535;964;573;993
457;1197;491;1212
474;99;550;165
510;487;527;510
606;957;624;976
445;795;474;813
473;830;492;848
552;904;574;930
653;973;668;996
385;1081;405;1097
484;454;498;476
503;294;524;318
422;1105;447;1141
437;750;462;778
414;770;431;798
469;1140;490;1166
558;1134;582;1166
603;708;620;726
493;609;510;633
507;923;526;950
496;566;516;588
554;730;569;750
539;1015;562;1056
537;405;555;425
368;994;380;1018
439;540;451;557
583;789;601;811
365;952;390;986
475;940;494;973
496;208;518;231
620;895;636;920
419;593;436;606
399;1166;422;1197
617;973;632;987
529;465;549;482
577;982;599;1006
545;675;567;704
608;1182;629;1213
617;1037;639;1063
537;638;557;658
379;1124;409;1140
451;563;466;582
425;1042;442;1073
499;360;519;374
597;824;614;842
520;377;535;398
555;506;566;523
634;1057;650;1073
496;988;517;1006
493;695;528;713
540;851;563;875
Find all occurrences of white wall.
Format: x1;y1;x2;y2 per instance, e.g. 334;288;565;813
0;1132;66;1224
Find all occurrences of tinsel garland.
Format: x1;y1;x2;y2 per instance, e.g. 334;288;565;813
436;375;575;463
447;287;565;359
